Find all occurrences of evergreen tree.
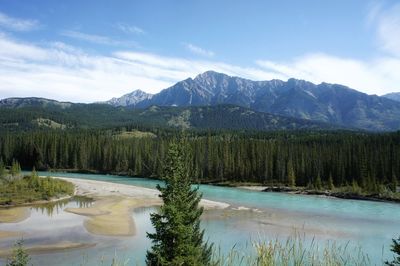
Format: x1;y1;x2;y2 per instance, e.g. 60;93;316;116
0;158;5;178
390;174;398;193
328;173;335;190
146;142;212;266
287;160;296;187
314;173;322;190
6;239;30;266
385;235;400;266
10;160;21;177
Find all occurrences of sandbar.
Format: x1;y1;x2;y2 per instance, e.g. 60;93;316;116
0;207;30;223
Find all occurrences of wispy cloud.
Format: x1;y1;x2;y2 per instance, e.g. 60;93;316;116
183;43;214;57
0;34;277;102
367;3;400;57
116;23;145;34
0;12;39;31
60;30;137;47
256;53;400;95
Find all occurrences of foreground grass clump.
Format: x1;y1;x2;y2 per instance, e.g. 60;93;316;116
6;239;30;266
0;170;74;205
213;234;370;266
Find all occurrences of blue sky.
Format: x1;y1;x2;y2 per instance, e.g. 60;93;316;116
0;0;399;102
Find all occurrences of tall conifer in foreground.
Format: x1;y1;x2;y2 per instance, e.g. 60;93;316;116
146;141;212;266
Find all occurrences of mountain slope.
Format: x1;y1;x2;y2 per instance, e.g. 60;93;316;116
105;89;153;107
0;98;338;131
109;71;400;131
382;92;400;102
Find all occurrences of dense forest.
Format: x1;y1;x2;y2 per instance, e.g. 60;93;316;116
0;128;398;193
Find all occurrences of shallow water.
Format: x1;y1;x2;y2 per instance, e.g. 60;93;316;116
0;171;399;265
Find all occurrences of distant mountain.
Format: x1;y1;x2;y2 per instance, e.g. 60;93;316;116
0;97;73;108
107;71;400;131
382;92;400;102
0;98;337;131
105;89;153;107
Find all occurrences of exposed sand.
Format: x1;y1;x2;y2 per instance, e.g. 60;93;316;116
239;186;268;191
56;177;230;209
56;177;229;236
66;196;160;236
0;207;30;223
0;241;96;257
0;231;22;239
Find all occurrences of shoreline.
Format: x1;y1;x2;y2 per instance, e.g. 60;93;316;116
54;177;229;236
238;185;400;203
55;177;230;209
32;169;400;204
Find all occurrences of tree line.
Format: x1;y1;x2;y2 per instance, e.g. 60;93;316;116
0;129;399;192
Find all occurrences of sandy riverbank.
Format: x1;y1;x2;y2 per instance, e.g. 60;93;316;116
0;241;96;257
0;207;30;223
55;177;229;236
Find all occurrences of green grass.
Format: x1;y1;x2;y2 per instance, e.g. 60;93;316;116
212;233;371;266
0;173;74;205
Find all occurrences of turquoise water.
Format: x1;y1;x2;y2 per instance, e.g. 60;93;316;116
0;171;399;265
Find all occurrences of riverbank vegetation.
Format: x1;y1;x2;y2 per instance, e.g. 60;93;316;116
0;129;399;201
0;167;74;206
213;234;370;266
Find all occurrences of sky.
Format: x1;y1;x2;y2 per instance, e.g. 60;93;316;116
0;0;399;103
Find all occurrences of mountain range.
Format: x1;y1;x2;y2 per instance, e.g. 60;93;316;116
104;71;400;131
1;71;400;131
382;92;400;102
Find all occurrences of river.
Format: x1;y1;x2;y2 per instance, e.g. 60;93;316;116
0;172;399;265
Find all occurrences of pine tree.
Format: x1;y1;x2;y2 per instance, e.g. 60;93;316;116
314;173;322;190
328;173;335;190
385;235;400;266
146;142;212;266
6;239;30;266
0;158;5;178
287;160;296;187
390;173;398;193
10;160;21;177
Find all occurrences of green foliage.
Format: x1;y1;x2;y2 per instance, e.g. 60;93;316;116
314;173;322;190
6;239;30;266
0;167;74;205
213;234;370;266
10;159;21;177
386;236;400;266
0;130;399;197
0;157;5;178
287;160;296;187
390;174;398;193
0;103;335;131
146;142;212;266
328;173;335;190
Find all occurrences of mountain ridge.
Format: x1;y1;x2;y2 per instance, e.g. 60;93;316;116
0;101;340;131
382;92;400;102
105;71;400;131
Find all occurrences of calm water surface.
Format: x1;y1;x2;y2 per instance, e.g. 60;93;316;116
0;171;399;265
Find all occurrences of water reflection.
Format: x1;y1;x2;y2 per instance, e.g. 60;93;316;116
30;196;94;217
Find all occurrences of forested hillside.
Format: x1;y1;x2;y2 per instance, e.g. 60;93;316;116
0;129;398;192
0;102;337;131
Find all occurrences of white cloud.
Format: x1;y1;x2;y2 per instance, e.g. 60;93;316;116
0;12;39;31
61;30;137;47
1;24;400;103
183;43;214;57
256;53;400;95
376;4;400;57
116;23;145;34
0;34;279;102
